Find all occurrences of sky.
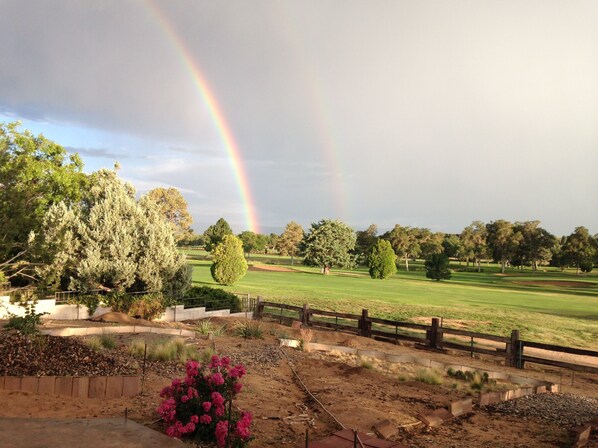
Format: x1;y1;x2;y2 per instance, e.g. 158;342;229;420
1;0;597;236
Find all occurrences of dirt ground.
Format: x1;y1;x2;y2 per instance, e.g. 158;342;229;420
1;318;598;447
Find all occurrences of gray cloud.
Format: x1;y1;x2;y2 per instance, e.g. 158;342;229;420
1;0;598;235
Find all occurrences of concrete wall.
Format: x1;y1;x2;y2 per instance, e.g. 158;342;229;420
0;296;252;322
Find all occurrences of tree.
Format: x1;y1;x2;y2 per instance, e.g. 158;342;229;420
354;224;378;265
417;229;444;260
367;239;396;279
562;226;597;275
238;231;267;258
203;218;233;252
460;221;488;272
442;234;462;259
425;253;452;281
302;220;356;274
210;235;248;285
34;169;189;296
146;187;193;243
0;122;86;268
486;220;522;273
514;221;556;271
383;225;420;271
276;221;304;265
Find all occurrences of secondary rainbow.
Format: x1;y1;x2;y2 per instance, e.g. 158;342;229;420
144;0;260;233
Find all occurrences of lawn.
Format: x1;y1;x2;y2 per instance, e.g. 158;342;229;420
185;250;598;349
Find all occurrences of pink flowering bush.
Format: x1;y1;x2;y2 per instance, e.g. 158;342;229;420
157;355;252;447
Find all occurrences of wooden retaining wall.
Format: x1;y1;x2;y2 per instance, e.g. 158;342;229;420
0;375;139;398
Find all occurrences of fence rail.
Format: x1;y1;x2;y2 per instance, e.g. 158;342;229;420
255;299;598;374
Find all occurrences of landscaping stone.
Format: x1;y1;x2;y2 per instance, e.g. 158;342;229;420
106;377;123;398
535;385;547;394
449;398;472;417
88;377;107;398
479;391;502;406
571;424;592;448
20;377;38;394
418;412;444;427
372;419;397;439
72;377;89;399
56;377;73;396
122;376;139;397
432;408;453;422
38;376;56;395
4;377;21;391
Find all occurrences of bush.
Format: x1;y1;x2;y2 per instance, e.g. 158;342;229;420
86;336;103;352
424;253;452;281
367;239;397;279
128;292;167;320
5;300;46;335
233;320;264;339
210;235;248;285
150;337;187;362
157;356;252;447
129;339;146;356
185;286;241;313
580;259;594;273
414;368;443;385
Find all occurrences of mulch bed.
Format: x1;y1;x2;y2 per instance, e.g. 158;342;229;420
0;332;137;377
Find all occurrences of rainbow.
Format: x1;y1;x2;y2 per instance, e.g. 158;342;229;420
144;0;260;233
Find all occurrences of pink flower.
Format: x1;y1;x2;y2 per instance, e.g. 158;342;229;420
229;364;247;378
184;422;196;433
211;392;224;407
233;382;243;393
214;405;225;417
202;401;212;412
210;372;225;387
209;355;221;369
199;414;212;424
215;420;229;447
181;395;189;403
190;415;199;424
220;356;231;367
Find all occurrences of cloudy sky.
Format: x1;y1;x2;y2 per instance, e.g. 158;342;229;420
1;0;597;236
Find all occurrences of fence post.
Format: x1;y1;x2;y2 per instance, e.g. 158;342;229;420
359;309;371;338
254;296;264;320
428;318;442;349
301;303;310;325
508;330;522;368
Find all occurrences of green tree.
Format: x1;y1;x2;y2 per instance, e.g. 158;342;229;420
34;169;189;296
302;220;356;274
238;231;267;258
442;234;462;259
146;187;193;243
383;225;420;271
367;239;397;279
417;229;444;260
203;218;233;252
514;221;556;271
562;226;597;275
460;221;488;272
486;220;522;273
425;253;452;281
0;122;86;271
210;235;248;285
276;221;304;265
354;224;378;265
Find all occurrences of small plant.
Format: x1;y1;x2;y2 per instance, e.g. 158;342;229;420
470;372;484;390
180;345;200;362
299;328;314;350
150;337;187;362
415;368;443;385
100;334;117;349
5;300;47;335
397;374;410;382
157;356;252;447
86;336;103;352
129;339;146;357
233;320;263;339
196;319;215;335
360;360;374;370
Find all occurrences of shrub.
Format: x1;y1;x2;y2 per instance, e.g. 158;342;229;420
580;259;594;273
150;337;187;362
86;336;103;352
128;292;167;320
5;300;46;335
129;339;146;357
100;334;117;349
210;235;248;285
415;368;443;385
367;239;397;279
157;356;252;447
196;319;215;335
360;360;374;369
425;253;452;281
185;287;241;313
233;320;264;339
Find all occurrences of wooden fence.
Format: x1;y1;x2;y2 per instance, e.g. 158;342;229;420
255;299;598;374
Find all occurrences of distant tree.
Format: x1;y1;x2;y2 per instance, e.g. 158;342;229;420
265;233;279;254
210;235;248;285
442;234;462;259
354;224;378;265
238;231;267;258
0;122;87;274
276;221;304;265
383;225;420;271
562;226;597;275
302;220;356;274
203;218;233;252
460;221;488;272
486;220;522;273
146;187;193;243
425;253;452;281
367;239;397;279
579;259;594;274
514;221;556;271
417;229;444;260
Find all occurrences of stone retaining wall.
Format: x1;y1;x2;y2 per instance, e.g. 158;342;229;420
0;375;139;398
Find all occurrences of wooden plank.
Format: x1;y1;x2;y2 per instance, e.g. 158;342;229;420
368;316;429;330
442;341;504;357
441;328;509;343
521;355;598;373
370;329;427;344
308;308;361;320
521;341;598;358
261;302;303;311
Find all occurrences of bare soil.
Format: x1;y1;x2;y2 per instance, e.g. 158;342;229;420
1;319;598;447
512;280;596;288
248;264;298;273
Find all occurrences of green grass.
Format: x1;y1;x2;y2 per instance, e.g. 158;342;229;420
185;250;598;349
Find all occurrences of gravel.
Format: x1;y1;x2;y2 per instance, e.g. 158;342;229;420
489;393;598;427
